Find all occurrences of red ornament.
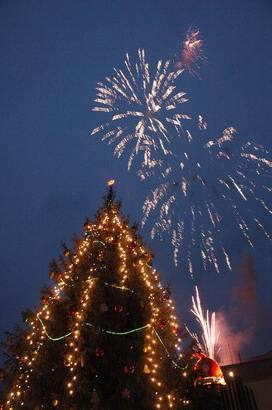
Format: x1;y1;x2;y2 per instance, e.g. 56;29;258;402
90;390;100;404
121;387;131;398
83;220;90;229
158;319;167;329
41;296;49;305
123;363;135;374
124;363;135;374
173;325;181;336
114;304;124;313
162;289;171;300
163;293;170;301
68;306;77;317
0;369;5;382
95;347;104;358
100;303;109;313
56;272;62;281
129;241;137;250
50;271;62;282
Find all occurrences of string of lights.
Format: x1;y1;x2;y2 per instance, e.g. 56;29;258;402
64;214;112;398
6;221;100;408
6;182;186;408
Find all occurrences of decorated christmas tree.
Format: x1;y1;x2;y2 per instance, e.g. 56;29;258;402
1;182;189;409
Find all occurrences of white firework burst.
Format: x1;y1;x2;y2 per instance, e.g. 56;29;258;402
190;286;219;360
142;120;272;273
91;49;190;170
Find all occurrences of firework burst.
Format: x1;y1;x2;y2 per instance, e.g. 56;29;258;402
190;286;219;360
91;49;190;169
142;120;272;273
175;28;205;78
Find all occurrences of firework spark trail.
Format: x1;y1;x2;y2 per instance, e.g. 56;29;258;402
91;49;190;170
191;286;218;360
142;122;272;273
175;28;205;78
91;45;271;273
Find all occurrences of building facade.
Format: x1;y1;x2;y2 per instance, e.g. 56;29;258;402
221;351;272;410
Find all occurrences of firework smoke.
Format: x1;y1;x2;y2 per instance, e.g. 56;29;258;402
232;256;257;311
217;256;258;364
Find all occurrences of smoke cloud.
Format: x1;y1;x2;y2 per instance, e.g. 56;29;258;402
217;256;258;365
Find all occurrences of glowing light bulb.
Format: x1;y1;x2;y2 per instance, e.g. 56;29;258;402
107;179;115;186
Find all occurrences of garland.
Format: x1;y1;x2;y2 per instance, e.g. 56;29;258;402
37;316;187;370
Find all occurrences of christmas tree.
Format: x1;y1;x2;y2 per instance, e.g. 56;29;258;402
2;182;189;409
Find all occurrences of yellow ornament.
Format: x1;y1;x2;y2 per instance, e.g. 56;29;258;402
80;353;85;368
143;364;151;374
64;355;71;367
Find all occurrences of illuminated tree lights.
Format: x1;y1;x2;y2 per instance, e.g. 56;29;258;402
2;185;188;409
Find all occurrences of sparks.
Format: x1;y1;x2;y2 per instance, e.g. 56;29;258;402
91;49;190;170
191;286;219;360
175;28;205;78
142;121;272;273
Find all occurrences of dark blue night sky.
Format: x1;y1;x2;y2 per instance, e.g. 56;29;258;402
0;0;271;361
